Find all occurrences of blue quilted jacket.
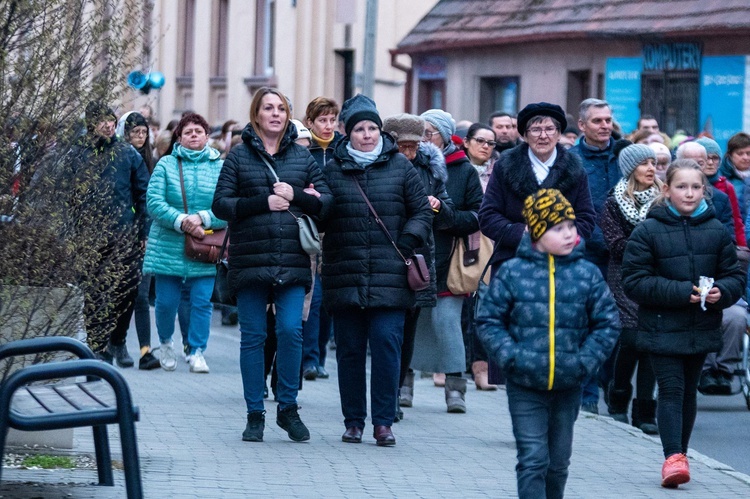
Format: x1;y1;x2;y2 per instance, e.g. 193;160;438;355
476;234;620;391
143;144;226;277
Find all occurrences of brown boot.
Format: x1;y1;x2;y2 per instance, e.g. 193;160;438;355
472;361;498;391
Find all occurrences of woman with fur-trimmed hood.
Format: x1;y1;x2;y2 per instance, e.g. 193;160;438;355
383;113;455;420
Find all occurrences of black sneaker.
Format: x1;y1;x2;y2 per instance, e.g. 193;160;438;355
316;366;329;379
714;371;733;395
242;411;265;442
276;405;310;442
139;351;161;370
107;342;134;368
95;350;114;364
698;370;719;395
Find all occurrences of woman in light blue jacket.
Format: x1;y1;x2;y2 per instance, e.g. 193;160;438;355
143;113;226;374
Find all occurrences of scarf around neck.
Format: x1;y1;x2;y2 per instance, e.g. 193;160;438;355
614;178;660;226
346;136;383;166
311;131;334;150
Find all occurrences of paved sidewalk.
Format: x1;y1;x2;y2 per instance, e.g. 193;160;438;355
3;312;750;498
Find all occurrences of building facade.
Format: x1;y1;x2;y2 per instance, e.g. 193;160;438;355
125;0;436;127
396;0;750;150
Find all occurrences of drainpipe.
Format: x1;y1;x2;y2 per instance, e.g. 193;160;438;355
390;50;412;113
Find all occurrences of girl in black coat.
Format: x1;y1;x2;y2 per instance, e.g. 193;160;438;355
622;160;745;489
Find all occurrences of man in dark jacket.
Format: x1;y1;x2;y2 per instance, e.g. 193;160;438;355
489;111;521;156
74;102;150;366
479;102;596;272
568;98;620;413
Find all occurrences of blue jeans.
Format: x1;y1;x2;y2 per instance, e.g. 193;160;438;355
334;308;405;428
506;380;582;499
301;274;323;371
237;284;305;413
154;275;214;354
581;373;600;406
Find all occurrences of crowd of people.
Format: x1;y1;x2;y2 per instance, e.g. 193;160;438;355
69;90;750;497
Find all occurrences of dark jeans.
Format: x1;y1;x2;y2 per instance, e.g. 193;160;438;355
506;380;582;499
302;273;323;371
318;305;332;368
334;308;405;428
399;307;421;386
651;352;706;458
134;273;152;349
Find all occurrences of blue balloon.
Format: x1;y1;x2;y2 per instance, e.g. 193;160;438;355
127;70;148;90
148;71;165;89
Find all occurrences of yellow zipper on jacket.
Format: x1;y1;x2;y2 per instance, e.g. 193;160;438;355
548;253;556;391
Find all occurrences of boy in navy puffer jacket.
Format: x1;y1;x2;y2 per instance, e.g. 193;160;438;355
477;188;620;499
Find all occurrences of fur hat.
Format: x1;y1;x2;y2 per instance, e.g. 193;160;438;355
618;144;656;178
383;113;425;142
420;109;455;145
696;137;722;158
522;188;576;242
340;94;382;135
291;119;311;141
517;102;567;135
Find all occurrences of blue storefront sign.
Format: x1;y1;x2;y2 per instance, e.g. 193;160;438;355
700;56;747;152
605;57;642;134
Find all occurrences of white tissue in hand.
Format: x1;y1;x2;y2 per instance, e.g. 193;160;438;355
698;276;714;311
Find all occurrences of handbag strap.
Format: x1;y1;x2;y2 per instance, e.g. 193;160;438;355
350;176;408;265
177;158;189;214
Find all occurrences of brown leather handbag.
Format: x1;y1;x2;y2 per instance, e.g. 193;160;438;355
178;159;228;263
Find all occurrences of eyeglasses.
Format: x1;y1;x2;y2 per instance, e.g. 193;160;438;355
423;130;436;139
527;126;558;138
707;155;721;163
398;143;418;152
471;137;497;148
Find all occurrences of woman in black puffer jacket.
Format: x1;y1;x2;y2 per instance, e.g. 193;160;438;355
321;95;432;446
212;87;332;444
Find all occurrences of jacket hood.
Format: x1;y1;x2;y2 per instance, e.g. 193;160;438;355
515;231;586;263
646;202;715;225
240;121;297;157
332;131;399;172
719;155;741;181
415;141;448;184
172;143;221;162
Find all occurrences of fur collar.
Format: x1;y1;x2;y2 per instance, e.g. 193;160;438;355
416;141;448;183
498;143;583;199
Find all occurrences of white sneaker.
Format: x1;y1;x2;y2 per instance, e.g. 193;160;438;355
189;350;209;373
160;342;177;371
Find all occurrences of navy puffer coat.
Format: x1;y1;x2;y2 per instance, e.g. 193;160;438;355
477;234;620;391
212;124;333;294
320;133;433;311
622;203;746;355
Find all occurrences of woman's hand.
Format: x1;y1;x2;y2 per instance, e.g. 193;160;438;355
188;226;205;238
303;183;321;199
273;182;294;201
181;214;204;234
705;287;722;304
268;194;290;211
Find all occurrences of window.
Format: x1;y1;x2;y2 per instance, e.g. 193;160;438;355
479;77;519;122
177;0;195;77
211;0;229;78
255;0;275;76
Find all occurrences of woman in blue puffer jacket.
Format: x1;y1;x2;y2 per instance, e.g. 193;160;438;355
143;113;226;374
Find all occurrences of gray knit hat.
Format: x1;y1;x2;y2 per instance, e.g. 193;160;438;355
340;94;382;135
383;113;425;142
696;137;722;157
420;109;455;144
618;144;656;178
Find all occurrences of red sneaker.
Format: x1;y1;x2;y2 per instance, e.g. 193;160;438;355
661;453;690;488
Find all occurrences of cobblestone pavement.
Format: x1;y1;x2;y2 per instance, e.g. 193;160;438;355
3;312;750;498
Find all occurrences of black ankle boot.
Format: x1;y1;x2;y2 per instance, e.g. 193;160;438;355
242;411;265;442
632;399;658;435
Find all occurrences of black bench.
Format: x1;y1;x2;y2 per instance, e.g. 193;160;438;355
0;337;142;498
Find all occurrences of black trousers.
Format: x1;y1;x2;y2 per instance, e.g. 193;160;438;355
650;352;706;458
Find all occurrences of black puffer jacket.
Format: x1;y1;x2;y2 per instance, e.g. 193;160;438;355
411;142;455;307
435;150;483;293
212;124;333;294
320;133;433;311
622;203;746;355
